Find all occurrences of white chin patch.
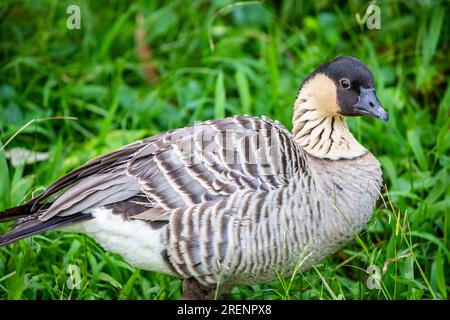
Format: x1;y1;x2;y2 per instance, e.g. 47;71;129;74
64;207;174;276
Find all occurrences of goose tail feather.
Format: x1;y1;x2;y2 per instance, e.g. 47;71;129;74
0;204;92;247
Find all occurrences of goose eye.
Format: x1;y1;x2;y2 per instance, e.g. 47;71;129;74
339;78;351;90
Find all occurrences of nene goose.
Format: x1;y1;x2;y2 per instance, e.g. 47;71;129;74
0;56;388;299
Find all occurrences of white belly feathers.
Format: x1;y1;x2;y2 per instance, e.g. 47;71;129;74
65;207;174;276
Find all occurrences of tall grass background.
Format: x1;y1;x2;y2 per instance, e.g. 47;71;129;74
0;0;448;299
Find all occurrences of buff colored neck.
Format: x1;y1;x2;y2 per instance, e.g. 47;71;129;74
292;74;367;160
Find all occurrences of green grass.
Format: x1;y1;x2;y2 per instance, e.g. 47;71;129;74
0;0;449;300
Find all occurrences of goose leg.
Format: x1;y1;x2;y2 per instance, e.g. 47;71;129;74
181;278;230;300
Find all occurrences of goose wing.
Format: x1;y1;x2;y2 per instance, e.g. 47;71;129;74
6;116;306;224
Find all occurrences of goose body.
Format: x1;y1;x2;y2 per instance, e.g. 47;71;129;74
0;56;388;299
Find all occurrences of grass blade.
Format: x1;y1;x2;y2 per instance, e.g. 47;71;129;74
407;129;428;171
235;66;251;114
214;69;226;119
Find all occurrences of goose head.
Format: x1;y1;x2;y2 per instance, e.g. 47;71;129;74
298;56;389;121
293;56;388;160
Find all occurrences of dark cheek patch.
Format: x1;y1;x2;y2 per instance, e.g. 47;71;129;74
337;89;359;116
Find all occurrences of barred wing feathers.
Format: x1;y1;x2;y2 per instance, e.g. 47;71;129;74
0;116;307;259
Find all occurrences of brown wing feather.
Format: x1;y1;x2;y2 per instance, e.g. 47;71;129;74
127;116;302;213
2;116;304;226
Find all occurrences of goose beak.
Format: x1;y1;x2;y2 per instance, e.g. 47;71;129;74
353;87;389;121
